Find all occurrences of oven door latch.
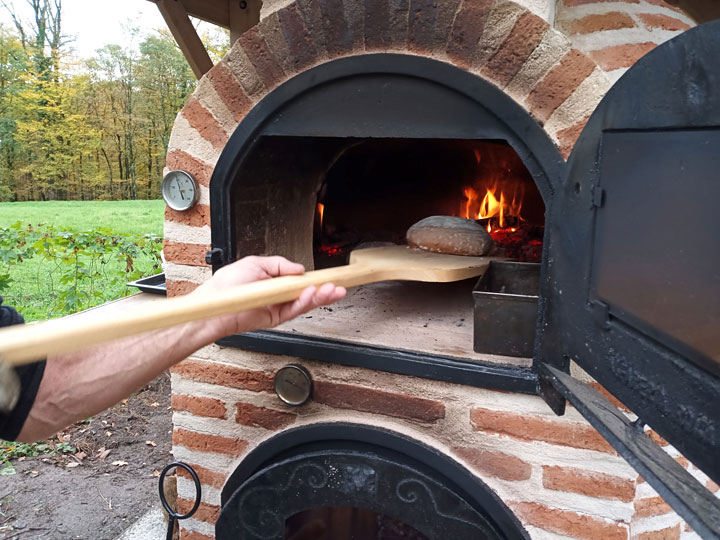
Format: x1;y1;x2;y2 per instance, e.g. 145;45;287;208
205;248;225;268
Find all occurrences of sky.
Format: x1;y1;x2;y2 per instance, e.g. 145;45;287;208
0;0;189;58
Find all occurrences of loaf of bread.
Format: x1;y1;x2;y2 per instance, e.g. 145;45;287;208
406;216;494;256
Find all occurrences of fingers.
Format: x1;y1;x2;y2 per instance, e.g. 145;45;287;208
247;256;305;279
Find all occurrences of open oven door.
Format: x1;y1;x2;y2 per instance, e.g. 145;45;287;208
536;20;720;537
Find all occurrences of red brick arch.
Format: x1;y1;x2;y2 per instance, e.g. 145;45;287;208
163;0;610;290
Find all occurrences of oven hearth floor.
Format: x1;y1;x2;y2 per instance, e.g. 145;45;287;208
274;279;531;367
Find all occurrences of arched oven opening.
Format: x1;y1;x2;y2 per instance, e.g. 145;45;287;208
210;54;562;377
216;424;529;540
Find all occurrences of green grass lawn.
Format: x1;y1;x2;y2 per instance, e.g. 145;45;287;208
0;200;165;321
0;200;165;236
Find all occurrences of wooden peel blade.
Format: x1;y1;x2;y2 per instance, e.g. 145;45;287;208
0;246;496;367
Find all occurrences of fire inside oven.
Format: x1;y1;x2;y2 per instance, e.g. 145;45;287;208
226;135;546;363
313;139;544;269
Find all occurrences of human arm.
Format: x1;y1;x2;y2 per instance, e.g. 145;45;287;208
15;256;345;442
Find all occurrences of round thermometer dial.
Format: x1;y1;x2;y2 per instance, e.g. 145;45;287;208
161;170;199;211
274;365;313;406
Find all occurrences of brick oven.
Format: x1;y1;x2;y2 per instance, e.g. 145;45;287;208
157;1;719;539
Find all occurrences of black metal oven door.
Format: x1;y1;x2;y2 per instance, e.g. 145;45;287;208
539;20;720;486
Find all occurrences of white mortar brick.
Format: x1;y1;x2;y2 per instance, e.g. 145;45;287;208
173;377;300;414
556;1;694;25
471;1;526;69
164;261;212;283
506;29;572;101
172;374;266;405
181;518;215;537
163;221;211;245
173;410;264;440
168;114;221;167
516;0;555;24
196;75;237;129
178;475;222;506
521;483;635;522
571;27;681;52
545;67;611;141
197;85;237;137
172;384;232;412
224;44;266;100
171;445;237;471
447;386;567;416
636;481;661;499
179;348;639;481
459;431;636;478
680;529;702;540
631;513;682;535
198;184;210;205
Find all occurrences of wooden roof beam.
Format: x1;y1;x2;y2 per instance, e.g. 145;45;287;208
182;0;230;28
229;0;261;45
154;0;214;78
147;0;230;28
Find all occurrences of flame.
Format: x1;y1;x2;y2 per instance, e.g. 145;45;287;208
317;202;325;228
462;187;477;220
459;183;524;229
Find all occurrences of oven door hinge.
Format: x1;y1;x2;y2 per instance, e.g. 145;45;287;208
591;186;605;208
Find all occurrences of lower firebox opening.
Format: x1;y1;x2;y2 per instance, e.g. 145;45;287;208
286;506;428;539
216;424;529;540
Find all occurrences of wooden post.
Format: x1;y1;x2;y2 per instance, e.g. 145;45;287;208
156;0;214;78
229;0;261;45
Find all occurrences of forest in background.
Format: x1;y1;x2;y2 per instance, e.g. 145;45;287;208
0;0;228;202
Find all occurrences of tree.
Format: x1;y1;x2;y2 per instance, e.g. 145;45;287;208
136;31;194;197
0;26;29;200
0;2;201;201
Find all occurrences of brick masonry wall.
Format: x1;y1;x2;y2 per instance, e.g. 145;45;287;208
170;345;652;539
161;2;706;538
555;0;695;84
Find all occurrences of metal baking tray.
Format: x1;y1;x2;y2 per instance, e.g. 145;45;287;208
473;261;540;358
127;273;167;296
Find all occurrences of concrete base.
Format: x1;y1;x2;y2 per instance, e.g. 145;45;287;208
116;507;168;540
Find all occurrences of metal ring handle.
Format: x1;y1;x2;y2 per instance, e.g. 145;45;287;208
158;461;202;520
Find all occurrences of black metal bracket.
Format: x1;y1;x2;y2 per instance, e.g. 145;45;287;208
217;330;539;395
536;355;569;415
539;362;720;539
205;247;225;272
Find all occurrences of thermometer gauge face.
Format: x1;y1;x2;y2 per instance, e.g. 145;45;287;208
274;365;313;406
161;170;199;211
